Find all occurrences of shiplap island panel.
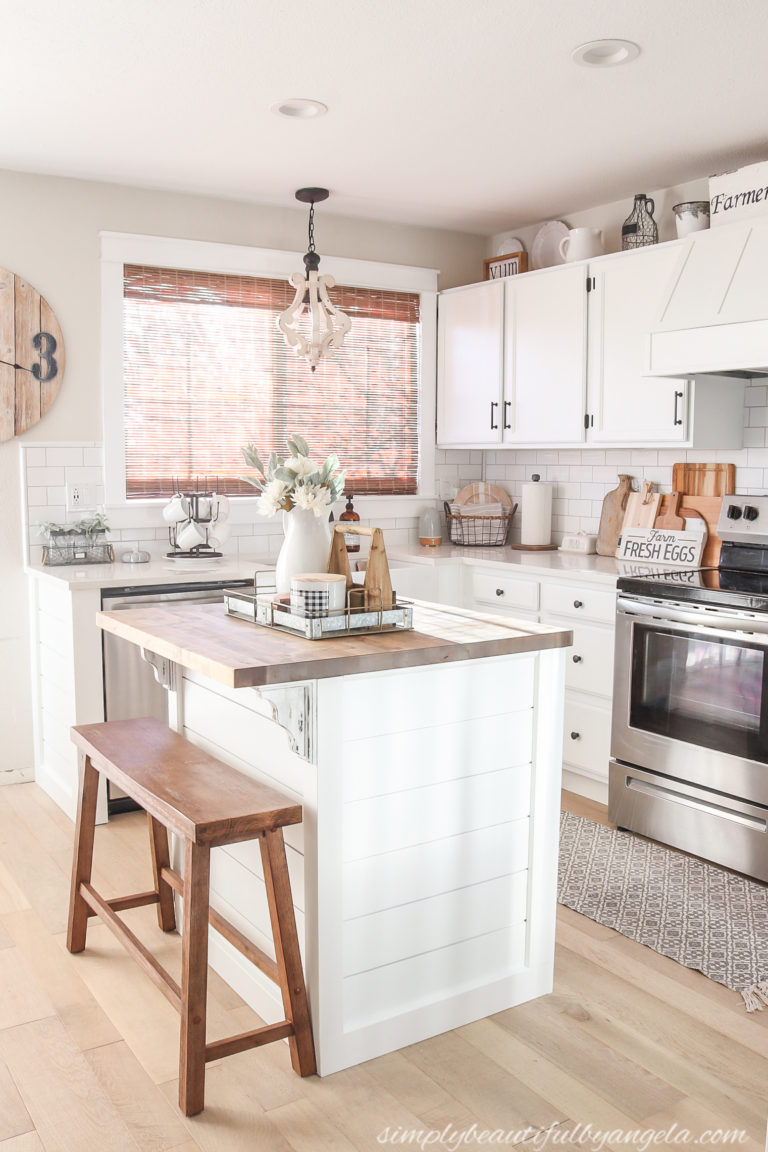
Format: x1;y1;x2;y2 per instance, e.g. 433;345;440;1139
94;600;571;1075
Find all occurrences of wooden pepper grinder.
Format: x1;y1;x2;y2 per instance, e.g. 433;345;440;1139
596;474;633;556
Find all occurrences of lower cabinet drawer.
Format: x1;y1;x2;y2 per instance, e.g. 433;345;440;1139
563;697;611;780
472;571;539;611
540;581;616;623
560;620;615;698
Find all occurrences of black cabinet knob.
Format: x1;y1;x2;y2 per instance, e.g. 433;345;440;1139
743;505;759;522
572;654;582;663
495;588;504;597
573;599;583;608
570;731;580;740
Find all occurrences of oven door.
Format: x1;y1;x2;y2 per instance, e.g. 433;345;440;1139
612;596;768;806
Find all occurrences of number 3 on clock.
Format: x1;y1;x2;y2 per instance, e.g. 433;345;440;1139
32;331;58;383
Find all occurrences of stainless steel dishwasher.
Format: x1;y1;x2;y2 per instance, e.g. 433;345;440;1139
101;579;253;813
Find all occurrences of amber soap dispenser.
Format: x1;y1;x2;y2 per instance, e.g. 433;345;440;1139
340;493;360;552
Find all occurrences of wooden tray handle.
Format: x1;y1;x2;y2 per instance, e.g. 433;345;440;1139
328;524;394;609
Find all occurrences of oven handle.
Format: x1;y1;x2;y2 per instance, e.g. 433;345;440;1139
617;597;768;643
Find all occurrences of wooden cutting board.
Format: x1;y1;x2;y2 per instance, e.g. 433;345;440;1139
672;463;736;497
622;480;661;530
596;475;632;557
655;491;685;530
657;493;724;566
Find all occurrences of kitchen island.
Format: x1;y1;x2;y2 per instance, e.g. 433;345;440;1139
95;598;571;1075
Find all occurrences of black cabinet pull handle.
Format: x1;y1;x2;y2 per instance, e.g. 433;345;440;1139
490;401;498;430
495;588;504;597
572;654;582;663
573;599;583;608
673;389;684;426
503;400;511;430
570;731;581;740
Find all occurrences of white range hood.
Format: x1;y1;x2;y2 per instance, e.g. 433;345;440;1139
646;219;768;378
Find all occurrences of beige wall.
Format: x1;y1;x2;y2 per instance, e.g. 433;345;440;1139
0;167;486;776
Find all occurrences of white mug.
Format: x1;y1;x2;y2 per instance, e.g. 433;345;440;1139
290;572;347;617
559;227;603;263
162;495;190;524
209;522;231;548
176;519;207;550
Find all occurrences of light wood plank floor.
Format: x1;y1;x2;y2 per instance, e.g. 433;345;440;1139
0;781;766;1151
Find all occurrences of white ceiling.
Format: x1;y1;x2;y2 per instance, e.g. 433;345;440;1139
2;0;767;235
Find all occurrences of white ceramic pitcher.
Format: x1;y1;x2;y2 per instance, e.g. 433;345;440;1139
559;227;603;263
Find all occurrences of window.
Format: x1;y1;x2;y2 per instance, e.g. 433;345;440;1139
120;262;422;499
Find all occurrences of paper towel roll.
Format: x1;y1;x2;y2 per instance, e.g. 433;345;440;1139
521;476;553;546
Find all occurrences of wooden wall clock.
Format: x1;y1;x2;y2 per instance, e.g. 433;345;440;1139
0;267;65;442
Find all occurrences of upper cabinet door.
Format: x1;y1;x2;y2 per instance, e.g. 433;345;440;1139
503;264;587;443
589;245;689;443
437;280;504;446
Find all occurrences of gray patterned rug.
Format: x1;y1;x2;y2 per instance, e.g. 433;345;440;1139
558;811;768;1011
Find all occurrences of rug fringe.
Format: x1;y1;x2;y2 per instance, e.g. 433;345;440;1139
741;978;768;1012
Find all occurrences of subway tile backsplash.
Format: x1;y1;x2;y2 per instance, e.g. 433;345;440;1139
436;380;768;544
21;380;766;564
21;444;419;566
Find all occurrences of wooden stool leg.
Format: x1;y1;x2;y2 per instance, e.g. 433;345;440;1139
179;840;210;1117
260;830;316;1076
67;754;100;954
147;815;177;932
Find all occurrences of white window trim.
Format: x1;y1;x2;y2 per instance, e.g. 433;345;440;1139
101;231;438;515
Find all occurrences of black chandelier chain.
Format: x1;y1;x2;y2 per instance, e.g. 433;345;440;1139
307;202;316;255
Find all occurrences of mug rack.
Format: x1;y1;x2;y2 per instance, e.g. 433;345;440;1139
167;489;224;559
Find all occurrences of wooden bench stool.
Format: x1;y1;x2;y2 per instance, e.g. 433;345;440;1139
67;717;316;1116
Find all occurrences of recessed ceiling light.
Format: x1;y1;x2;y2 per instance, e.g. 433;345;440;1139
571;39;640;67
271;98;328;120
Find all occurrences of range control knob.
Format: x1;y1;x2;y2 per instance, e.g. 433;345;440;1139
727;505;743;520
743;505;760;521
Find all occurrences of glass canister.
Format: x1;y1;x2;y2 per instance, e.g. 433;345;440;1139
621;194;658;250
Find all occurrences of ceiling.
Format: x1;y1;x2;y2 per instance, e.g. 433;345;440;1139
2;0;767;235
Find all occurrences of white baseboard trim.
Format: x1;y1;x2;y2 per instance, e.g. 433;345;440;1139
562;767;608;806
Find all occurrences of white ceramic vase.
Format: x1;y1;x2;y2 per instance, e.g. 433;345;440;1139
275;507;332;594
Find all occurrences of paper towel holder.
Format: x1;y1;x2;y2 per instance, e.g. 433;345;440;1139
510;473;558;552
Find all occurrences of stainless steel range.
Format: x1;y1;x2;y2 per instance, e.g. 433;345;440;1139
610;494;768;881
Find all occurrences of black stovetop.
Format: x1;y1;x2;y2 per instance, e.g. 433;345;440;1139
618;563;768;612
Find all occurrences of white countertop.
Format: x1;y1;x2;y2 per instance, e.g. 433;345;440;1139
26;542;656;591
25;556;268;590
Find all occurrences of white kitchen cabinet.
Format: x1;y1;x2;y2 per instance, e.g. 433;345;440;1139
436;242;744;450
436;279;504;445
503;264;586;443
464;563;616;803
587;245;691;443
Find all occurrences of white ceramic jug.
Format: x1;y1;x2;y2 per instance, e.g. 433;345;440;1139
559;227;603;263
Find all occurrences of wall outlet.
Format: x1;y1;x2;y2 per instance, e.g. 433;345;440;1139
66;483;95;512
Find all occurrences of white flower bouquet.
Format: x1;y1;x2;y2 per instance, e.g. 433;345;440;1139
241;434;346;518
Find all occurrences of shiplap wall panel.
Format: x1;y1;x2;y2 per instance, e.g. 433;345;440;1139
343;923;527;1029
343;763;532;861
343;870;528;976
343;817;529;919
336;656;535;740
342;712;532;802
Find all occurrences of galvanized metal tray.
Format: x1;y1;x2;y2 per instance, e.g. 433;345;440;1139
223;587;413;640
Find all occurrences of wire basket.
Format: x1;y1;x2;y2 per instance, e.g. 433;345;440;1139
446;511;513;547
42;530;115;566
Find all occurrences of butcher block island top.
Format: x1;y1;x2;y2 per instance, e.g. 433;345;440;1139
95;599;572;688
